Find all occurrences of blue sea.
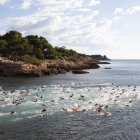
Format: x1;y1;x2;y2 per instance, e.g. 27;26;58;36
0;59;140;140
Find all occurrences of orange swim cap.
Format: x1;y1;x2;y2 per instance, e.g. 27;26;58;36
72;108;77;111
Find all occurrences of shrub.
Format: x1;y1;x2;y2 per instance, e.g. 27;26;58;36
17;55;42;65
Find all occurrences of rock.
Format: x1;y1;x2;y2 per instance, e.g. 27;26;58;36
90;63;100;69
0;57;100;77
58;69;66;74
104;67;111;69
98;62;111;64
72;70;89;74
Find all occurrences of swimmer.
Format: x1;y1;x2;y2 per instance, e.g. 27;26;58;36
16;102;20;105
96;106;102;112
104;111;109;115
34;100;38;102
0;99;5;101
41;86;47;88
11;90;15;93
10;111;16;114
80;94;85;98
18;98;22;101
36;94;39;97
40;95;43;98
13;100;18;104
70;93;74;97
43;113;48;116
129;100;133;103
42;108;47;112
59;97;64;100
26;93;30;96
105;105;108;108
51;100;55;102
95;103;98;106
60;108;67;111
82;109;86;112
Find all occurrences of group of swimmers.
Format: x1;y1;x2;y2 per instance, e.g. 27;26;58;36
0;84;138;118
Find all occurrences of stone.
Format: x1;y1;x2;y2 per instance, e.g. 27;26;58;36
72;70;89;74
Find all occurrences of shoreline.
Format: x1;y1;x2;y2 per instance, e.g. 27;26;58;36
0;57;106;77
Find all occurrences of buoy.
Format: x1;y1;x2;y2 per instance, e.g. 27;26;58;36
72;108;77;111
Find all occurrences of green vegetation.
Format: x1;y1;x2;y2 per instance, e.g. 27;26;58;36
0;30;87;64
17;55;42;65
88;55;109;60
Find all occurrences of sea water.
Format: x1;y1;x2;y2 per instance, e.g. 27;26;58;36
0;60;140;140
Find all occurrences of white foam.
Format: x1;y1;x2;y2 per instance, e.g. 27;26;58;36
1;84;140;121
0;112;10;117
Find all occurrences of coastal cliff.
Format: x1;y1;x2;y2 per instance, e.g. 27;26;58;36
0;57;100;77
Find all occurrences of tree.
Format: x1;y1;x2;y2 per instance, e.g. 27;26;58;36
14;45;24;52
30;38;42;46
39;36;48;46
3;30;22;43
35;48;44;59
103;55;107;59
0;40;7;52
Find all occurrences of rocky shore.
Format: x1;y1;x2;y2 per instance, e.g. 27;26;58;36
0;57;100;77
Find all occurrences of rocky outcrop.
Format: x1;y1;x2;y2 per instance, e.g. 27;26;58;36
72;70;89;74
0;57;100;77
98;62;111;64
104;67;111;69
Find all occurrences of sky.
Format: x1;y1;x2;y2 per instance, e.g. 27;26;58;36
0;0;140;59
